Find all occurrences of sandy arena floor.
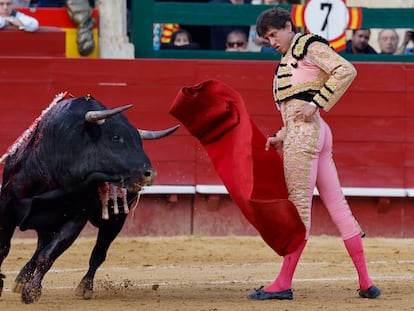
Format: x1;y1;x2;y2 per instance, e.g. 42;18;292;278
1;235;414;311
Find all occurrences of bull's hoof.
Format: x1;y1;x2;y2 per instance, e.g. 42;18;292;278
12;281;24;293
21;283;42;304
75;277;93;300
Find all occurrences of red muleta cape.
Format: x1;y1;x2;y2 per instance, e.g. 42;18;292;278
169;79;305;256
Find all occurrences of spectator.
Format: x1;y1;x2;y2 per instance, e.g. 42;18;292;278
160;28;200;50
396;29;414;55
345;29;377;54
225;29;248;51
210;0;251;50
12;0;30;7
377;28;399;54
0;0;39;31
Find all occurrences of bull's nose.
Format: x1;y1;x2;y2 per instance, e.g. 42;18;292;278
143;168;157;185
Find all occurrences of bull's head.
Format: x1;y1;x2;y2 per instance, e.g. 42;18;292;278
83;103;179;192
84;105;180;140
83;103;179;219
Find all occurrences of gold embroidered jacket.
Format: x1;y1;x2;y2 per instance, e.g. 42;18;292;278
273;34;357;112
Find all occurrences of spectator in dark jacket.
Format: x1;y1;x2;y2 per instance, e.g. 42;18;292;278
345;29;377;54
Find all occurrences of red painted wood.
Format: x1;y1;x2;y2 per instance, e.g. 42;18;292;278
326;116;405;142
2;58;414;238
0;28;65;57
350;63;406;92
120;196;193;236
17;8;99;29
336;166;405;188
192;195;257;236
330;91;405;117
310;197;414;238
334;142;405;167
404;167;414;187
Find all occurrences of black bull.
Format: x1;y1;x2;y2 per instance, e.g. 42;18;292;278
0;94;178;304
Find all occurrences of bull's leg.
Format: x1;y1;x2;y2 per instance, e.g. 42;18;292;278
13;232;54;293
21;214;88;304
75;213;127;299
0;201;16;298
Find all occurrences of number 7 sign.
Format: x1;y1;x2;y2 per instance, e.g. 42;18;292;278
292;0;362;51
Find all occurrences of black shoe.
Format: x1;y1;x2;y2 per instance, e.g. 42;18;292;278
358;285;381;299
248;286;293;300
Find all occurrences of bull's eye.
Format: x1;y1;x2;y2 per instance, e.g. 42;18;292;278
112;135;123;143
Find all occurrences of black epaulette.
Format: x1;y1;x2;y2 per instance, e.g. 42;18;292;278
291;34;331;60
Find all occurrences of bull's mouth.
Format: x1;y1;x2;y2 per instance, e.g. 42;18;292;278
115;170;157;193
98;170;156;220
86;168;156;193
106;178;151;193
125;178;154;193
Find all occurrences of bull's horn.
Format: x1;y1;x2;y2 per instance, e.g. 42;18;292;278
85;104;133;124
138;124;180;140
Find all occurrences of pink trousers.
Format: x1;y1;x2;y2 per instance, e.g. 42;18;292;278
281;100;362;240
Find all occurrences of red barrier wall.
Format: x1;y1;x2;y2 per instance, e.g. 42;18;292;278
1;57;413;238
0;27;65;57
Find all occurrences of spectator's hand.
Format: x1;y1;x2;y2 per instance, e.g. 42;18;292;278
403;30;414;46
5;16;23;28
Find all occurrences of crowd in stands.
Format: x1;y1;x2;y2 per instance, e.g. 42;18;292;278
153;0;414;55
346;28;414;55
2;0;414;56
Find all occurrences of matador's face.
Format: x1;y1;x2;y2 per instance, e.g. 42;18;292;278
263;22;295;54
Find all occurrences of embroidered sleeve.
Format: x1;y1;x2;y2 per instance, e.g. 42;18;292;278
306;41;357;112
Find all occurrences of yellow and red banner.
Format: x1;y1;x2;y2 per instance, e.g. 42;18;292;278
19;7;99;58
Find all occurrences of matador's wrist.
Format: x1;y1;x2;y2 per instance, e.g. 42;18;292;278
273;127;286;140
273;127;282;137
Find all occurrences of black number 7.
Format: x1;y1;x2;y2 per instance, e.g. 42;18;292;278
320;3;332;31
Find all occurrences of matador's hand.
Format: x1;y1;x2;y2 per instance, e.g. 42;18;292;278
294;103;318;122
265;136;283;151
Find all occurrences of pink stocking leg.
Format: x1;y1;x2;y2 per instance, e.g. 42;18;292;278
264;239;307;292
344;234;373;290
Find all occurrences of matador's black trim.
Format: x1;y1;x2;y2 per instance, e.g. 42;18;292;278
277;73;292;79
291;34;330;60
324;84;334;94
278;84;292;91
318;91;329;102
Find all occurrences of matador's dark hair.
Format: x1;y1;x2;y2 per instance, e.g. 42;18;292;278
256;7;297;37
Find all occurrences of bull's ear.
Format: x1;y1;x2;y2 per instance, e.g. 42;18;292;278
85;104;133;124
138;124;180;140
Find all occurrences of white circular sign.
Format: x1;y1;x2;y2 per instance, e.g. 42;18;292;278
304;0;349;40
